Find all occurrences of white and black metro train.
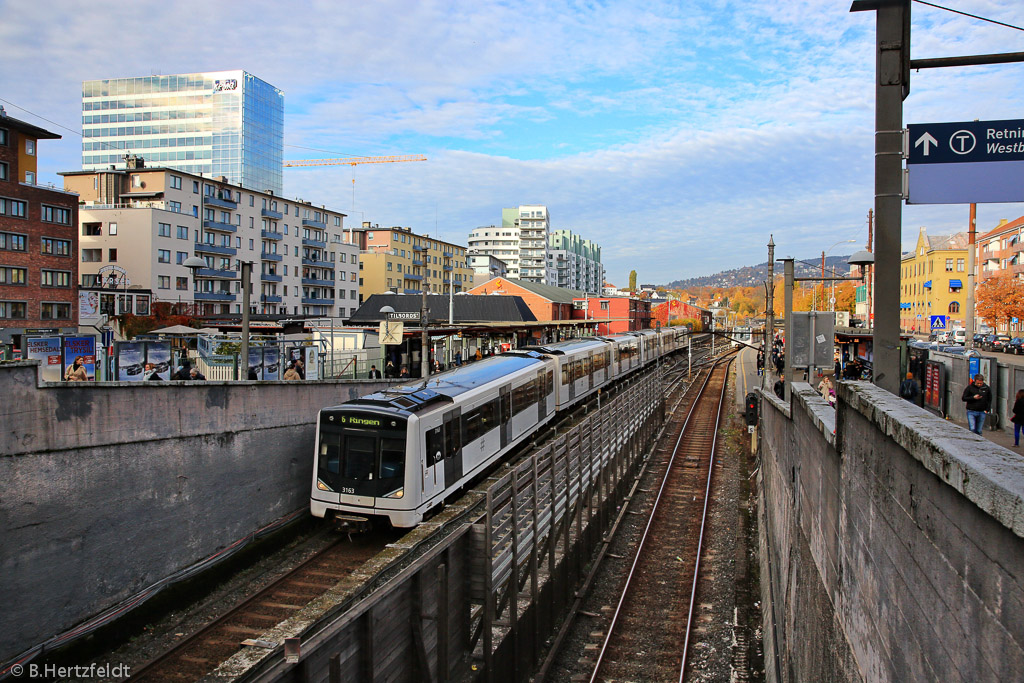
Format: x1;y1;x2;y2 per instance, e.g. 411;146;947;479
311;328;688;529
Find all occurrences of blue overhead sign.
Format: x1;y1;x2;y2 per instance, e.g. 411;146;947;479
907;119;1024;205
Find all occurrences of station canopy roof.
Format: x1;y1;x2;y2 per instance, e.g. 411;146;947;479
348;293;538;325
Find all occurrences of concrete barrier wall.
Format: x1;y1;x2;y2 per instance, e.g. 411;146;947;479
0;362;394;662
759;380;1024;682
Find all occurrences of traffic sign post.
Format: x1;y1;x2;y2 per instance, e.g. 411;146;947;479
930;315;947;330
907;119;1024;204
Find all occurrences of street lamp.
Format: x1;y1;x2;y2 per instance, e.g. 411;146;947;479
184;255;251;380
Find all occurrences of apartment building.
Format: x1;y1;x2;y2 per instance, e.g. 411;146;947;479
62;159;358;318
899;227;968;333
548;229;604;295
354;224;474;302
468;204;556;284
467;252;507;280
977;216;1024;284
81;71;284;195
0;110;79;357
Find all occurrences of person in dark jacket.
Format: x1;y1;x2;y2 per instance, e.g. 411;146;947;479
189;367;206;381
961;373;992;435
171;364;191;381
1012;389;1024;447
899;372;920;403
368;364;382;379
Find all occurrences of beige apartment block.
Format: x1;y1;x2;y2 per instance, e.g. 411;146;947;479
355;224;474;300
62;159;359;318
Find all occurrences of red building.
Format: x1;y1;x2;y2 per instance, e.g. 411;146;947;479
469;277;578;322
651;299;711;331
571;295;652;334
0;111;79;358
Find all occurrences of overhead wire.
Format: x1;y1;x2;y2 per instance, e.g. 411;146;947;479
913;0;1024;33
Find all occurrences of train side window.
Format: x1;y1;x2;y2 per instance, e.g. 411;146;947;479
426;426;444;465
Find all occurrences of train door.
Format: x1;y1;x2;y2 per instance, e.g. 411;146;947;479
443;409;463;487
588;353;595;391
423;420;446;504
537;369;547;422
499;385;511;448
565;359;575;402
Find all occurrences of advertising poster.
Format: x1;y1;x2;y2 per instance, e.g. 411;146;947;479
263;347;281;381
248;348;264;380
146;343;171;381
78;291;100;324
26;337;63;382
304;346;319;380
62;336;97;381
117;342;146;381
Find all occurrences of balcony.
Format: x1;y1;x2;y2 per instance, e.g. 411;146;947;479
301;217;326;229
443;264;453;271
403;288;421;295
302;296;335;306
412;258;424;266
302;257;334;269
443;249;453;257
404;273;423;281
194;242;237;256
195;268;238;279
413;243;426;252
203;219;237;233
261;251;283;262
261;229;283;240
260;294;282;304
203;194;238;209
261;273;283;283
261;208;283;220
194;291;236;302
302;237;327;249
301;277;335;287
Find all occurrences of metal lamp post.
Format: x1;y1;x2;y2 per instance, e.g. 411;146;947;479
185;255;251;380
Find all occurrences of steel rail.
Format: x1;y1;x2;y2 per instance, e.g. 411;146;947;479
587;356;731;683
678;356;732;683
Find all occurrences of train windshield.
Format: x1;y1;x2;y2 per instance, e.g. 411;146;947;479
318;412;407;497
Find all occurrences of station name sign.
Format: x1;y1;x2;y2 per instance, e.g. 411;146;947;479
907;118;1024;204
386;312;420;321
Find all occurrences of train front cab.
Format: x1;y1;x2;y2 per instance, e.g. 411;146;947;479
312;407;414;529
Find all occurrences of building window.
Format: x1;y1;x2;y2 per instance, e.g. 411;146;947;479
0;266;27;285
41;205;71;225
0;162;7;181
82;249;102;262
177;225;189;239
957;258;965;272
169;201;181;213
83;222;102;236
41;270;71;287
176;251;188;264
0;231;27;251
81;274;99;287
193;180;199;193
25;139;35;156
0;301;27;319
108;248;117;262
945;258;953;272
158;276;170;289
158;249;170;263
176;277;188;290
158;222;171;237
108;222;117;236
24;170;35;184
41;237;71;256
0;197;27;217
949;301;960;313
170;175;182;190
0;129;7;146
40;302;71;320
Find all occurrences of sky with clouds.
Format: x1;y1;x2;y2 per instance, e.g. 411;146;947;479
3;0;1024;286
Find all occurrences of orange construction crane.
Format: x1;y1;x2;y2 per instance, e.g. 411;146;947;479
283;154;427;167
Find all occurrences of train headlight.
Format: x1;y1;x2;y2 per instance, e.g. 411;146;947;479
317;479;332;492
383;488;404;499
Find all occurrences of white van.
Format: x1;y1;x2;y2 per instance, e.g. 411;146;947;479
950;328;966;344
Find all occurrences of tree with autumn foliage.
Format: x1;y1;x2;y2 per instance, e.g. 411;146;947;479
119;301;200;339
976;274;1024;329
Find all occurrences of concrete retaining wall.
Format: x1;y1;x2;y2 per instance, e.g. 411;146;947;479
0;362;393;662
759;380;1024;682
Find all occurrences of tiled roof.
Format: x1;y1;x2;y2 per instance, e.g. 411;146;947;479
978;215;1024;241
349;293;537;324
473;277;584;303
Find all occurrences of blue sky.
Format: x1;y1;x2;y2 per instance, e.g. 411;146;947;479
3;0;1024;286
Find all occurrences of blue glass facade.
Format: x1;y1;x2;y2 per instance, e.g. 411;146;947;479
81;71;283;194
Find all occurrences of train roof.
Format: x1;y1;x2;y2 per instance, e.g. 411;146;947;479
520;338;609;355
343;352;550;412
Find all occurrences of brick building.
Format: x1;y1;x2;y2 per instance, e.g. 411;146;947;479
469;277;580;322
0;111;79;358
571;295;652;334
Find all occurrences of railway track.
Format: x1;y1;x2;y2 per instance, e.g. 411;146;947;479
130;533;394;682
587;356;731;682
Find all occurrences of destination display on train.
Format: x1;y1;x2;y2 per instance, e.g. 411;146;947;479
327;412;405;430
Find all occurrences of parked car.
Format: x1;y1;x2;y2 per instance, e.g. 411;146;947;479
989;334;1013;352
973;333;987;345
980;334;998;351
1008;338;1024;355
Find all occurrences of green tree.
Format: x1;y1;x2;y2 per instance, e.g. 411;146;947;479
628;270;637;292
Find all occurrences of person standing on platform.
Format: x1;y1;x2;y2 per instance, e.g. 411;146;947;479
961;374;992;435
899;372;920;404
189;367;206;381
756;348;765;376
368;364;382;379
282;362;300;381
1012;389;1024;447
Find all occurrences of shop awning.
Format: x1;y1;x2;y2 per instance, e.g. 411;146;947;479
923;280;932;288
949;279;963;288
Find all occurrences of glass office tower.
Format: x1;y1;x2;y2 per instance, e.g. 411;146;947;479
82;71;284;195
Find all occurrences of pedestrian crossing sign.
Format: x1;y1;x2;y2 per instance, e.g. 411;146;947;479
930;315;946;330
